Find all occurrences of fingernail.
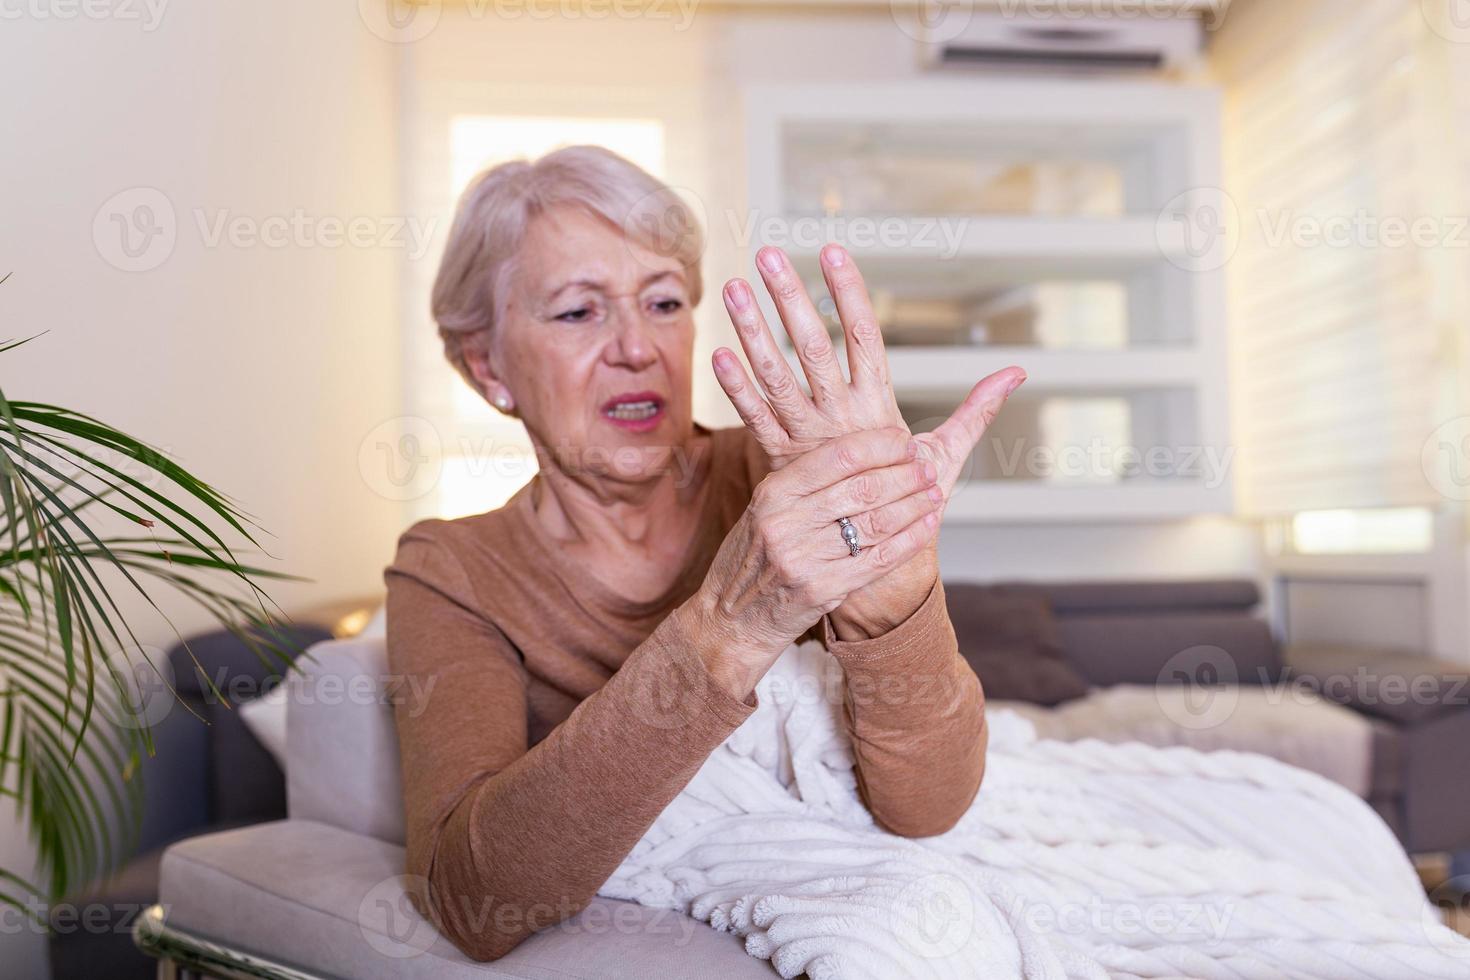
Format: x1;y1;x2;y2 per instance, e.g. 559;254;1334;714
725;280;750;311
1005;373;1027;397
921;460;937;483
713;348;733;369
758;247;784;275
924;511;939;528
927;485;944;504
907;439;919;459
822;243;846;267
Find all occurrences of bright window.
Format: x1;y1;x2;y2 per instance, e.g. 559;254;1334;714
1288;508;1434;555
429;116;667;519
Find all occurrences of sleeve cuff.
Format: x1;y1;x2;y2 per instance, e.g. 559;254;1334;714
822;578;951;667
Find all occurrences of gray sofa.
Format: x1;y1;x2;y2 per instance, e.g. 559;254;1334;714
120;580;1467;978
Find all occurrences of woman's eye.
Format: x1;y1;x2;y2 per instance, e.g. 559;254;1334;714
555;308;592;323
651;299;684;314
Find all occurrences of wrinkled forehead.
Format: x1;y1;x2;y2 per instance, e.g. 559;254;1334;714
514;205;687;303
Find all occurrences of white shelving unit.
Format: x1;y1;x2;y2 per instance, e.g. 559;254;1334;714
744;78;1230;522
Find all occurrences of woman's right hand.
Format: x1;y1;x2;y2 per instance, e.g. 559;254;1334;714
683;426;944;698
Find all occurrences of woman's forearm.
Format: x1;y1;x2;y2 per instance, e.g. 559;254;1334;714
825;579;987;838
411;604;755;961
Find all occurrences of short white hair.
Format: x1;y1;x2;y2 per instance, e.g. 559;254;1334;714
431;145;705;386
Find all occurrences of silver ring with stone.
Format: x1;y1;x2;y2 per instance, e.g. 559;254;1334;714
836;516;861;557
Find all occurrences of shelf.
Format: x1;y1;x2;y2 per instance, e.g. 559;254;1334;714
777;217;1190;279
784;347;1204;394
944;481;1231;523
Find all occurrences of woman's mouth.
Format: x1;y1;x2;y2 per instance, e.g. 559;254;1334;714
601;393;665;432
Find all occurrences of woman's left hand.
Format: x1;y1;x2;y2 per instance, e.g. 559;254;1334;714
714;243;1026;641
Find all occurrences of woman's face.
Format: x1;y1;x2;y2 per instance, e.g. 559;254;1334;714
485;204;698;488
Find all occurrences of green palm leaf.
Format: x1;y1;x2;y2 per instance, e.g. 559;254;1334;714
0;330;308;911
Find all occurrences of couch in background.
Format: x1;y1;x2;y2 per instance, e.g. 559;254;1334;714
61;579;1467;978
46;624;333;980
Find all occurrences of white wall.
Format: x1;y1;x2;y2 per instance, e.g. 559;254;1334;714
0;3;402;970
397;7;1263;588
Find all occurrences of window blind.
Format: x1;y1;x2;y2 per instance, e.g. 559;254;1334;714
1212;0;1461;515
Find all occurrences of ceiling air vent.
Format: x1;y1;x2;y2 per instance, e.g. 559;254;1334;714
920;10;1205;74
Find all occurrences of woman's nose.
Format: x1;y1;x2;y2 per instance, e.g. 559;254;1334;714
605;308;658;371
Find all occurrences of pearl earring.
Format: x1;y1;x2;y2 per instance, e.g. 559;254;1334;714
493;394;511;411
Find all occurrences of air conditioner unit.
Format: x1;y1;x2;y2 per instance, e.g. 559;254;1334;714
919;8;1207;73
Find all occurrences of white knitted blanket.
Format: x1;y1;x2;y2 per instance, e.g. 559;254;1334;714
600;641;1470;979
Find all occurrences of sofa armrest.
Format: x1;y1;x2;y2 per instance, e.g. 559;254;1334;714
1285;644;1470;726
153;820;771;979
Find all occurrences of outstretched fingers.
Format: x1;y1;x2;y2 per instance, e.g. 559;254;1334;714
754;246;848;408
818;244;890;393
713;347;789;455
929;367;1027;486
722;277;813;427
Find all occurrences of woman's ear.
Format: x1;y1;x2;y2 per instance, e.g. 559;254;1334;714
464;340;516;415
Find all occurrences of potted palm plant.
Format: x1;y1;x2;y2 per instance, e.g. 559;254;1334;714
0;326;301;923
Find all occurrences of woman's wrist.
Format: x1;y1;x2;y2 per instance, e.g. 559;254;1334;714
828;550;938;642
675;587;775;702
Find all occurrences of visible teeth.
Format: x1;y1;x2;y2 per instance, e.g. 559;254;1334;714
606;400;659;420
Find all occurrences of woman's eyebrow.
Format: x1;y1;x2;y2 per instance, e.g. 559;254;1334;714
545;278;604;302
545;270;686;302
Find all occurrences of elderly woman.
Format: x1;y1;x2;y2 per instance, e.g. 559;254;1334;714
385;145;1025;962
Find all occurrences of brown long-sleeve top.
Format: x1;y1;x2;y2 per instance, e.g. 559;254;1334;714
383;425;987;961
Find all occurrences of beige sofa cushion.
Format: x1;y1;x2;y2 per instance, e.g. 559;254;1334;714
991;684;1375;798
160;819;772;979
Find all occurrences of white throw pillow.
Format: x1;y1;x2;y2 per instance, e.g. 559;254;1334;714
238;682;290;770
